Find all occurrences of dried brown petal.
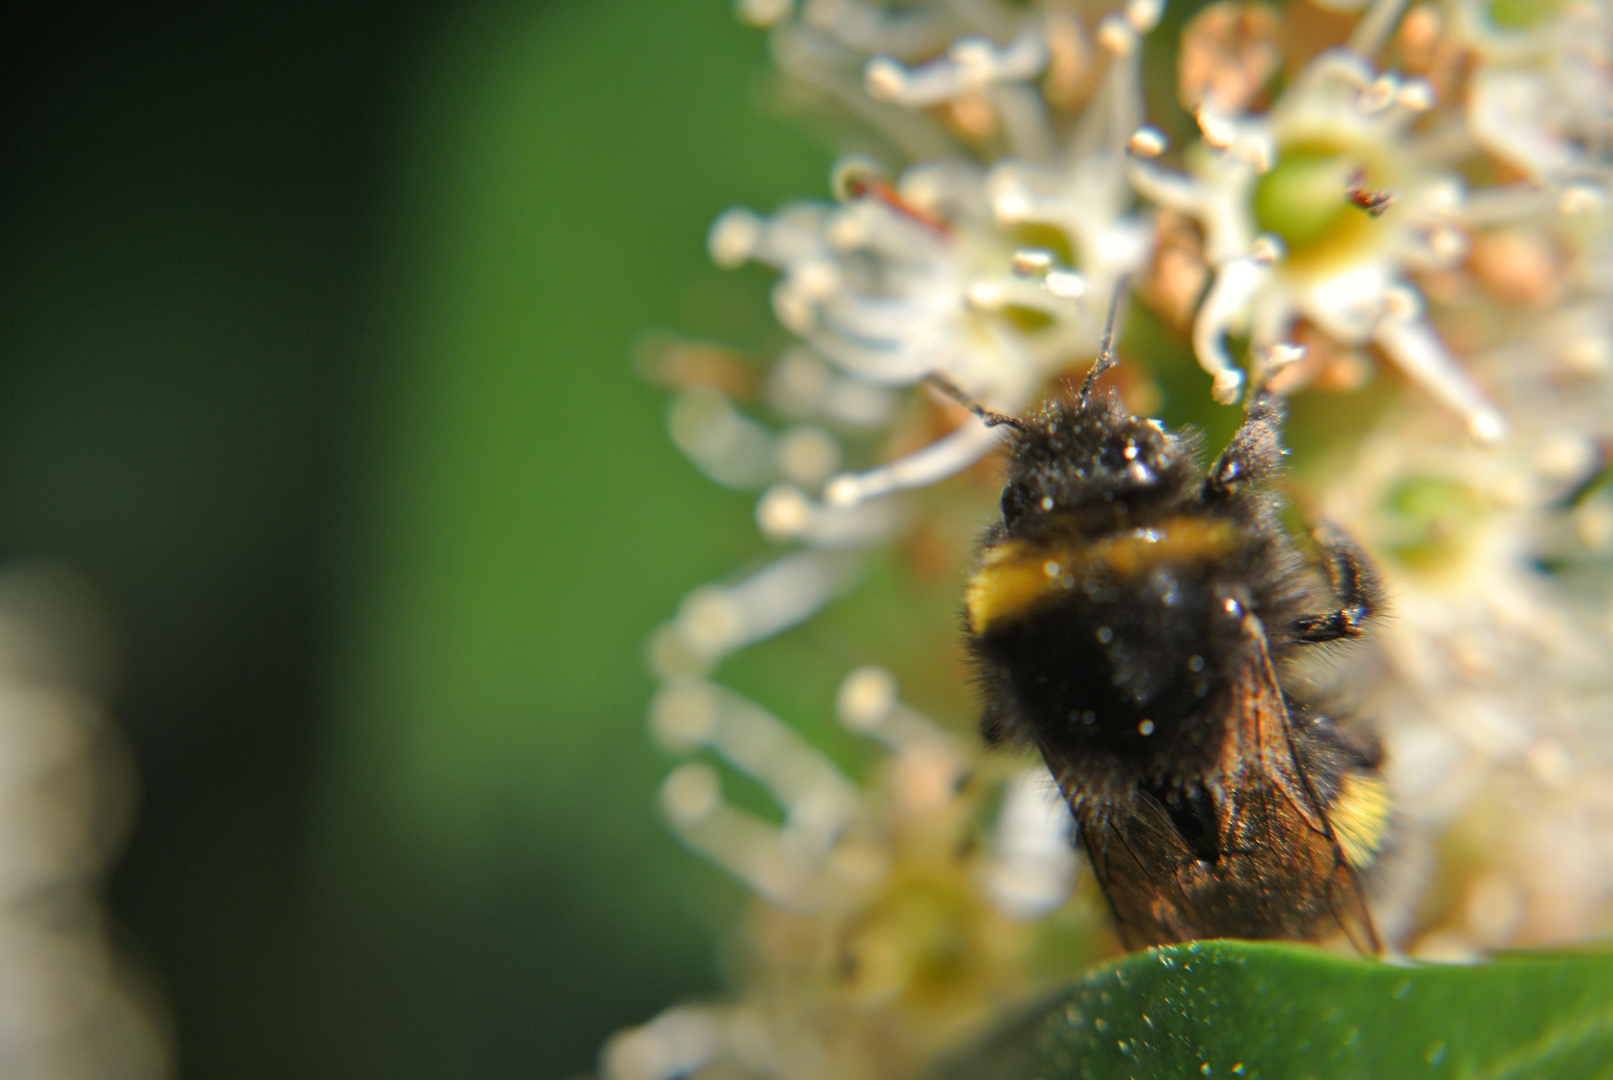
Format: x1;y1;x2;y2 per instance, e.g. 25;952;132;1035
1179;2;1281;114
1140;209;1210;330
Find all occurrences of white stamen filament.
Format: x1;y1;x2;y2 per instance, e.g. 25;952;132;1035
1194;248;1281;402
755;483;899;547
671;551;859;664
1373;307;1506;443
659;765;823;908
824;419;1009;506
601;1004;728;1080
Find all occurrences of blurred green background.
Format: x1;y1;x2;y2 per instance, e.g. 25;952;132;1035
2;2;829;1076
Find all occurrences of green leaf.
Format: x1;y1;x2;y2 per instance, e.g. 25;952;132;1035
936;940;1613;1080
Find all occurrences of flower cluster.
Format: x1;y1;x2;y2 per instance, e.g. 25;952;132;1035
616;1;1613;1076
606;668;1088;1080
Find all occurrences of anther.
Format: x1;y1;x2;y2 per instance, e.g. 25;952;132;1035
1127;127;1167;158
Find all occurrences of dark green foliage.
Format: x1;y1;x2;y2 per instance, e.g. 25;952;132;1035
938;940;1613;1080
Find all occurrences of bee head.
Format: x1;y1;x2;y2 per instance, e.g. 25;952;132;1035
996;393;1202;536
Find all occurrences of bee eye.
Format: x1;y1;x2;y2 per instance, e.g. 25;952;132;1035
1000;482;1033;525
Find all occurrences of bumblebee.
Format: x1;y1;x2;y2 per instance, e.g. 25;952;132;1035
958;332;1391;954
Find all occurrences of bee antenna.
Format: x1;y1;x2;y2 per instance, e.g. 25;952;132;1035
926;374;1025;431
1079;274;1132;405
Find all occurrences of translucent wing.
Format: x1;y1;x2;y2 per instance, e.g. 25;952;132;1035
1056;612;1380;953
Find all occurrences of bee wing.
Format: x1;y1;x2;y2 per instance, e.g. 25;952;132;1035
1071;783;1210;950
1061;612;1381;954
1216;611;1381;955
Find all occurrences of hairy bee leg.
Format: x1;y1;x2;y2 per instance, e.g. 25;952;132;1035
1203;391;1286;500
1292;524;1386;643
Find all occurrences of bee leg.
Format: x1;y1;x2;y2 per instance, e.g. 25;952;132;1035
1203;390;1286;501
1292;524;1386;643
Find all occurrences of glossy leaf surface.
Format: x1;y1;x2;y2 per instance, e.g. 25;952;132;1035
938;940;1613;1080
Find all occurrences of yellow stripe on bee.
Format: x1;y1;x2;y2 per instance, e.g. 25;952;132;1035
965;541;1058;634
965;516;1236;633
1330;772;1391;869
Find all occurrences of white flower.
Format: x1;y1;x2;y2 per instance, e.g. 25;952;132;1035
618;0;1613;1072
709;2;1163;511
1126;39;1504;438
608;667;1079;1080
1453;0;1613;187
649;2;1163;675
